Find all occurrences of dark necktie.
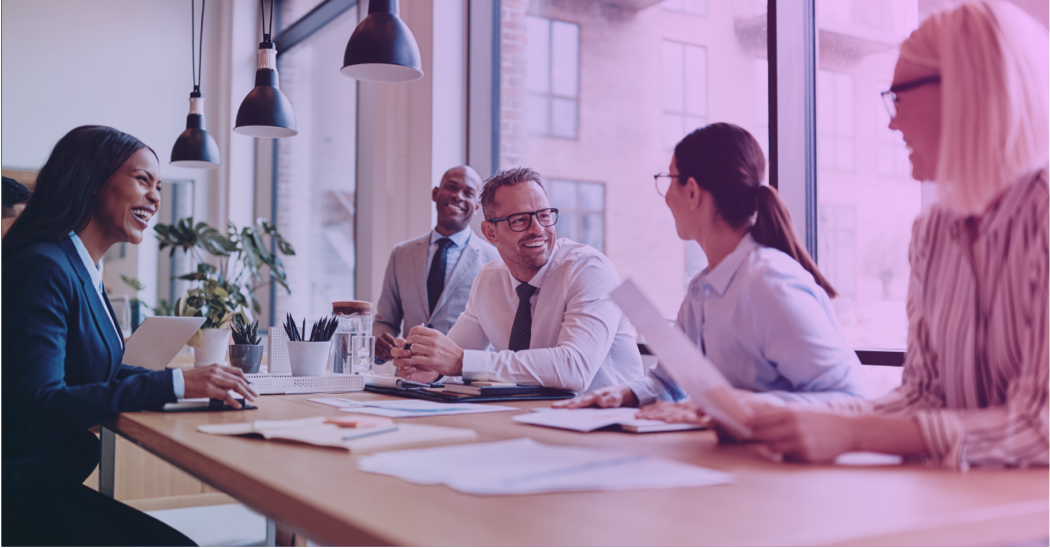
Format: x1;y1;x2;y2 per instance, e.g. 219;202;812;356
508;283;537;352
427;238;454;314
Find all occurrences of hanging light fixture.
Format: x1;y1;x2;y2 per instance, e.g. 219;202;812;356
340;0;423;83
171;0;221;169
234;0;297;138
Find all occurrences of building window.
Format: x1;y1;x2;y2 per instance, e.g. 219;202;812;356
662;0;707;17
662;41;707;150
817;69;854;171
549;179;605;252
526;16;580;139
818;204;856;299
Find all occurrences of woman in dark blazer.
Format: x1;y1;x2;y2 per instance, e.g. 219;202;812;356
2;126;257;546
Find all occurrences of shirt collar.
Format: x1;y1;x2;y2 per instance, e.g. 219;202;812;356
431;226;472;248
68;231;104;292
697;233;758;296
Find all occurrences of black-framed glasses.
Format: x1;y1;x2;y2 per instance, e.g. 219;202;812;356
880;75;941;120
653;173;684;197
487;208;559;232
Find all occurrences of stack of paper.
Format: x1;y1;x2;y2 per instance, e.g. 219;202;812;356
357;438;735;495
309;397;518;418
514;408;705;433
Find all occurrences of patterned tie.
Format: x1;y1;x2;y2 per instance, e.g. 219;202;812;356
508;283;537;352
427;238;454;314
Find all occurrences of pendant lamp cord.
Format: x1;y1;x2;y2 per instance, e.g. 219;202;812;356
260;0;274;44
191;0;206;95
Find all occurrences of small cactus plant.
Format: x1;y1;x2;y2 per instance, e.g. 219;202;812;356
231;316;261;346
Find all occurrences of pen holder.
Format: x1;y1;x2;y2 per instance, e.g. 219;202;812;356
286;341;332;377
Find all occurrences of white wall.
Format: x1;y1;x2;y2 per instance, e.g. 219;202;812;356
1;0;260;307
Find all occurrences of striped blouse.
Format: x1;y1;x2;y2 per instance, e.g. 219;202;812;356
843;171;1048;470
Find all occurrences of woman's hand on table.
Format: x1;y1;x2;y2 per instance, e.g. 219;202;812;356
183;364;258;409
552;385;638;409
635;400;707;424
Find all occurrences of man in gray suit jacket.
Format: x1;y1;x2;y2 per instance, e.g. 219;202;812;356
374;166;500;362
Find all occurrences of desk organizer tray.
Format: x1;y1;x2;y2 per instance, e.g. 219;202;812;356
246;374;365;395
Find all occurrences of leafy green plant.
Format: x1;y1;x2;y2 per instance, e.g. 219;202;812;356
155;217;295;329
231;316;261;345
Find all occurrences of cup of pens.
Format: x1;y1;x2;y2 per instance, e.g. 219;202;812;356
283;314;339;377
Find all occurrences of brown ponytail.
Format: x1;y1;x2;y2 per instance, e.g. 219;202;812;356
674;123;838;298
753;186;837;298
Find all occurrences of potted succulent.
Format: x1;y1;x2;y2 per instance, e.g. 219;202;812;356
154;217;295;366
229;316;263;374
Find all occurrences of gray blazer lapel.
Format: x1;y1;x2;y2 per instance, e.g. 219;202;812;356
434;241;480;316
410;237;431;321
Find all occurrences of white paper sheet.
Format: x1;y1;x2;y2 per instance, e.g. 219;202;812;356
513;408;700;433
357;438;734;495
610;280;753;438
317;398;518;418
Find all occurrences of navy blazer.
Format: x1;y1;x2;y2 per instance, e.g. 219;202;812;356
2;236;176;489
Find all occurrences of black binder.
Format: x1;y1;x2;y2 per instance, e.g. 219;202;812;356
363;384;576;403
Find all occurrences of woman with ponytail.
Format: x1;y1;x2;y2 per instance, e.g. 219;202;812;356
556;122;869;414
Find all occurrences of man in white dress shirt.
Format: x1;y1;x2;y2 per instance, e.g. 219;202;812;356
391;167;643;392
373;166;499;362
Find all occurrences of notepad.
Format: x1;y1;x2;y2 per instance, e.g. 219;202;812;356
513;408;706;433
198;416;477;452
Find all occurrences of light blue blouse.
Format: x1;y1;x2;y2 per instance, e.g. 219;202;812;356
628;234;870;405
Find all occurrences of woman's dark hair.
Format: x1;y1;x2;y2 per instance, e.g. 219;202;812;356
4;126;153;253
674;123;837;298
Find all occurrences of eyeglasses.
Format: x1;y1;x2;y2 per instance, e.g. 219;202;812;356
880;75;941;120
487;208;559;232
653;173;684;197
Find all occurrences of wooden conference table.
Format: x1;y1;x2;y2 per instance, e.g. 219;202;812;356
100;393;1049;546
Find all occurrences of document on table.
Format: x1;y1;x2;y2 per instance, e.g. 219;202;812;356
514;408;704;433
198;416;477;452
357;438;734;495
309;397;518;418
611;280;753;438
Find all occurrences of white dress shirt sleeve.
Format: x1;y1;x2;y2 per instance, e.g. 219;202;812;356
455;256;622;392
171;368;185;399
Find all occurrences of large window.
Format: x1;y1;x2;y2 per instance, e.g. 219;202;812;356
272;2;359;320
815;0;920;350
500;0;767;318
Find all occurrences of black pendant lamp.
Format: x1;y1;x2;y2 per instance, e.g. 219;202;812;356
171;0;221;169
234;0;297;138
341;0;423;83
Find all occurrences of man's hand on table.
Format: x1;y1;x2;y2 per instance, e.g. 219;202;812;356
183;364;258;409
390;326;464;383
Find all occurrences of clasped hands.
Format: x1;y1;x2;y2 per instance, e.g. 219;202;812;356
389;326;465;383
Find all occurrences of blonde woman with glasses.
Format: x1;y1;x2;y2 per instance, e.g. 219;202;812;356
749;1;1049;469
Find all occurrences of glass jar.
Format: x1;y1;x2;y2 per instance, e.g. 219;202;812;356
331;301;373;374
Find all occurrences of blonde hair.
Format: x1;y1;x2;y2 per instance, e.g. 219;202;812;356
900;1;1049;214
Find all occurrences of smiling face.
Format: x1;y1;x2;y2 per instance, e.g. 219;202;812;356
888;59;943;182
481;180;556;282
93;147;161;245
432;166;482;236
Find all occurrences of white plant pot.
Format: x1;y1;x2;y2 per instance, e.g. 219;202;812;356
287;341;331;377
192;328;230;367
